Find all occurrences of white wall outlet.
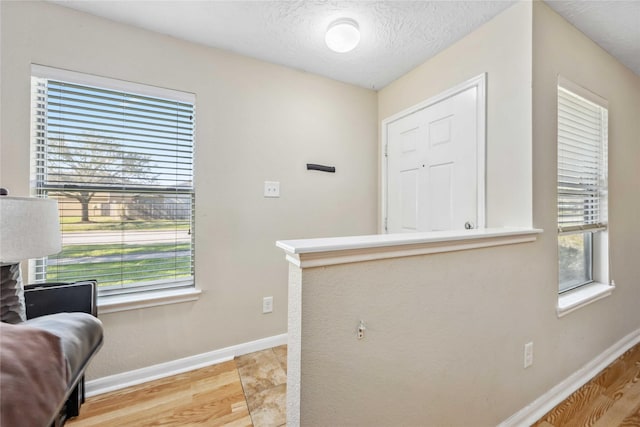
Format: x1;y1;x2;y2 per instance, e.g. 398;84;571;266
357;320;366;340
264;181;280;198
262;296;273;313
524;342;534;368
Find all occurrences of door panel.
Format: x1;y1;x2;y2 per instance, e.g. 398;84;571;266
401;125;419;153
429;115;453;147
386;85;479;233
400;169;418;230
428;163;453;231
387;112;426;233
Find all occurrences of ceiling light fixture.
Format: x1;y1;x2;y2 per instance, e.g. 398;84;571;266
325;18;360;53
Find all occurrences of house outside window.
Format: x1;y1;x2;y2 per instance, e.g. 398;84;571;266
29;65;195;297
557;77;608;293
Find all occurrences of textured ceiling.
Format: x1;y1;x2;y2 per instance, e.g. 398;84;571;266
49;1;639;89
48;0;515;89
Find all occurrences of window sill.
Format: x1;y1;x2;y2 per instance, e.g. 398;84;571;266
98;287;202;314
557;282;615;318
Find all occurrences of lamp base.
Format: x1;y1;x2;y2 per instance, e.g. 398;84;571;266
0;262;27;323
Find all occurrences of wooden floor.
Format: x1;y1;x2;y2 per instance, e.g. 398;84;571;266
533;343;640;427
67;360;252;427
68;343;640;426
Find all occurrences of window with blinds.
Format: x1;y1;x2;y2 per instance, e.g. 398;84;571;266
30;66;195;296
557;78;608;293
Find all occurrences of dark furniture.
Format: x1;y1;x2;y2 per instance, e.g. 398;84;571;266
0;280;103;427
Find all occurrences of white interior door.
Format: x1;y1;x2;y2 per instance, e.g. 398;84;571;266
385;79;484;233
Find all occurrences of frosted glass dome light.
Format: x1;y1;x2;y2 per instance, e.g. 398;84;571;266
325;18;360;53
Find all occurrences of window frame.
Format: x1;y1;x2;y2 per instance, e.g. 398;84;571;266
556;76;612;316
29;64;196;303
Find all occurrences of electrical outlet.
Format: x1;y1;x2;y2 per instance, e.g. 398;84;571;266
262;296;273;314
264;181;280;198
357;320;366;340
524;342;534;368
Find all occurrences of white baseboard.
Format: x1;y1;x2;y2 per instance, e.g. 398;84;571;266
85;333;288;397
499;327;640;426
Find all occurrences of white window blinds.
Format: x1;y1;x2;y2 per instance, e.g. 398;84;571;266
40;80;194;190
30;69;195;294
557;84;608;234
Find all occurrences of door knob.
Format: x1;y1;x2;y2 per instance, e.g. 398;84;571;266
464;221;475;230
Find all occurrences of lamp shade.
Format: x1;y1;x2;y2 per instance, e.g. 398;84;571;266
0;196;61;263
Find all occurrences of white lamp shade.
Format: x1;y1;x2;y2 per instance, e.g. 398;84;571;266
0;196;62;263
325;18;360;53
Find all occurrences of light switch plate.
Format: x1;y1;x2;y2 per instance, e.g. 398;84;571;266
524;342;533;368
263;296;273;313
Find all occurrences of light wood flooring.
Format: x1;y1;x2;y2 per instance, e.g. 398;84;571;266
533;343;640;427
66;360;252;426
67;345;288;427
68;343;640;426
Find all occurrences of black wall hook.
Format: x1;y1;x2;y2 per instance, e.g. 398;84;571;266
307;164;336;173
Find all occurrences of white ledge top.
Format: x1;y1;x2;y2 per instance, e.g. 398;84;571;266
276;227;543;268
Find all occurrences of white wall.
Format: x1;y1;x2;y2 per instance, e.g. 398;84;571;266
0;1;378;379
294;2;640;425
378;1;533;229
531;0;640;388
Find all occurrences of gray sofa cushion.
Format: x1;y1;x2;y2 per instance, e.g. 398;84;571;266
25;312;103;385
